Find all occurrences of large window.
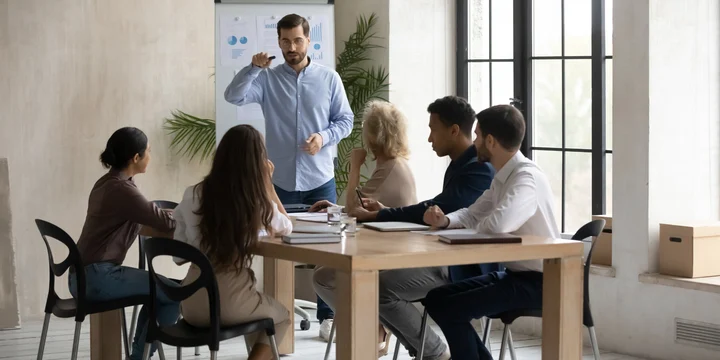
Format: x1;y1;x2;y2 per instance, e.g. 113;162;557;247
458;0;613;233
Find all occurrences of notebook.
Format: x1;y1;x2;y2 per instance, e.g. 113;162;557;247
411;229;479;236
362;222;430;232
284;203;312;213
282;233;343;244
292;224;345;234
295;214;328;223
438;233;522;245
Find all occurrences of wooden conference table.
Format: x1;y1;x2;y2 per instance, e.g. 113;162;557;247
91;226;584;360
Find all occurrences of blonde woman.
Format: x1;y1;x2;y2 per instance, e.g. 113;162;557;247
310;100;417;212
309;100;417;353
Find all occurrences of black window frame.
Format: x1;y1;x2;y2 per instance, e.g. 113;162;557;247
457;0;612;232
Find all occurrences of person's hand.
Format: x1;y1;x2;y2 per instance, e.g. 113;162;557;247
266;159;275;176
348;205;374;221
309;200;336;213
423;205;449;229
350;148;367;168
252;52;273;68
361;198;385;212
265;160;275;184
303;133;323;155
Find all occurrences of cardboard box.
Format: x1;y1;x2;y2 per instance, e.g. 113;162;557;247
591;215;612;266
658;223;720;278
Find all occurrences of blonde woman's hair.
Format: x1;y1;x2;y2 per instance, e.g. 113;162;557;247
361;100;410;159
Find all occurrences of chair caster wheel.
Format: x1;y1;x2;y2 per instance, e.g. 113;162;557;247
300;319;311;331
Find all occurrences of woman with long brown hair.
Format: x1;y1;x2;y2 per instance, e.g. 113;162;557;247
172;124;292;360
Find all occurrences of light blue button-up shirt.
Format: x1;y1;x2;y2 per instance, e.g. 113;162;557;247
224;60;354;192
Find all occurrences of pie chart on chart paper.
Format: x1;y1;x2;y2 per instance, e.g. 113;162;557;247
228;36;238;45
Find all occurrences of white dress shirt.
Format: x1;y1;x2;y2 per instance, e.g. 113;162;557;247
446;151;560;272
172;185;293;265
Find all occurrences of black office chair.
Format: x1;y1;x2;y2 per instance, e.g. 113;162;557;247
34;219;148;360
141;237;281;360
483;219;606;360
128;200;178;346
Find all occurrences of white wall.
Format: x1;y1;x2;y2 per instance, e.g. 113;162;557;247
388;0;455;200
511;1;720;359
335;0;455;201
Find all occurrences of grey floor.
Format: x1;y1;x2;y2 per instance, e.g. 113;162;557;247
1;308;647;360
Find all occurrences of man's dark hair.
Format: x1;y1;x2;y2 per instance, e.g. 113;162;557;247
476;105;526;150
426;96;476;136
277;14;310;37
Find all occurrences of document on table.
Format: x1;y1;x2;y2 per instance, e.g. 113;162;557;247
289;213;329;223
287;212;314;218
411;228;479;236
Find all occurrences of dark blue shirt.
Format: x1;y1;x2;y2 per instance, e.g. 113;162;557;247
375;145;499;281
376;145;494;224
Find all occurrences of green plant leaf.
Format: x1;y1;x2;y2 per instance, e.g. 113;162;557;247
334;12;389;197
163;110;216;161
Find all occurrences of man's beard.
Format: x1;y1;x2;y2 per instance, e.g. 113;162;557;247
477;143;491;163
283;51;305;65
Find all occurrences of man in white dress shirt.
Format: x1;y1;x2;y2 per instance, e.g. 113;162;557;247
421;104;560;360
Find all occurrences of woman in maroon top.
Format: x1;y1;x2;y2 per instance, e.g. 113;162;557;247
70;127;177;360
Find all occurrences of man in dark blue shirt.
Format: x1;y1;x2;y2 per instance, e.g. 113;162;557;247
314;96;496;359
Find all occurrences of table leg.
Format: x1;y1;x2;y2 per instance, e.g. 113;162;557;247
263;257;295;355
336;270;378;360
542;257;583;359
90;310;122;360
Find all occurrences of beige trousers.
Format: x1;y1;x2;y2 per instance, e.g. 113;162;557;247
181;265;290;346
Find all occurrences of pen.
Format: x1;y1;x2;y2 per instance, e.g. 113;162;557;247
355;188;366;209
268;56;276;60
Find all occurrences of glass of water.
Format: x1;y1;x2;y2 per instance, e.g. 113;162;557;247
327;205;342;226
340;215;357;235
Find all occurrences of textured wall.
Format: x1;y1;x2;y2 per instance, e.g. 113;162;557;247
0;0;214;320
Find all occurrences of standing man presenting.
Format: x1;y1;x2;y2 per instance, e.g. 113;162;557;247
225;13;353;206
224;13;353;337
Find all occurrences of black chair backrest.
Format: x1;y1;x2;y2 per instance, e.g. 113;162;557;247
138;200;178;270
570;219;606;327
35;219;87;318
142;237;222;345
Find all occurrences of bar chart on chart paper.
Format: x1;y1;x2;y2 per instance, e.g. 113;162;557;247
306;16;330;66
310;23;322;42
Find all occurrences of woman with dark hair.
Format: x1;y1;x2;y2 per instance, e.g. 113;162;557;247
71;127;178;360
173;124;292;360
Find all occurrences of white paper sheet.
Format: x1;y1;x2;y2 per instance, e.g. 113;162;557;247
256;16;284;63
220;15;256;67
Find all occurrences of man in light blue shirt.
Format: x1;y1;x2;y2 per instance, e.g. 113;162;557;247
224;13;353;205
224;13;353;338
